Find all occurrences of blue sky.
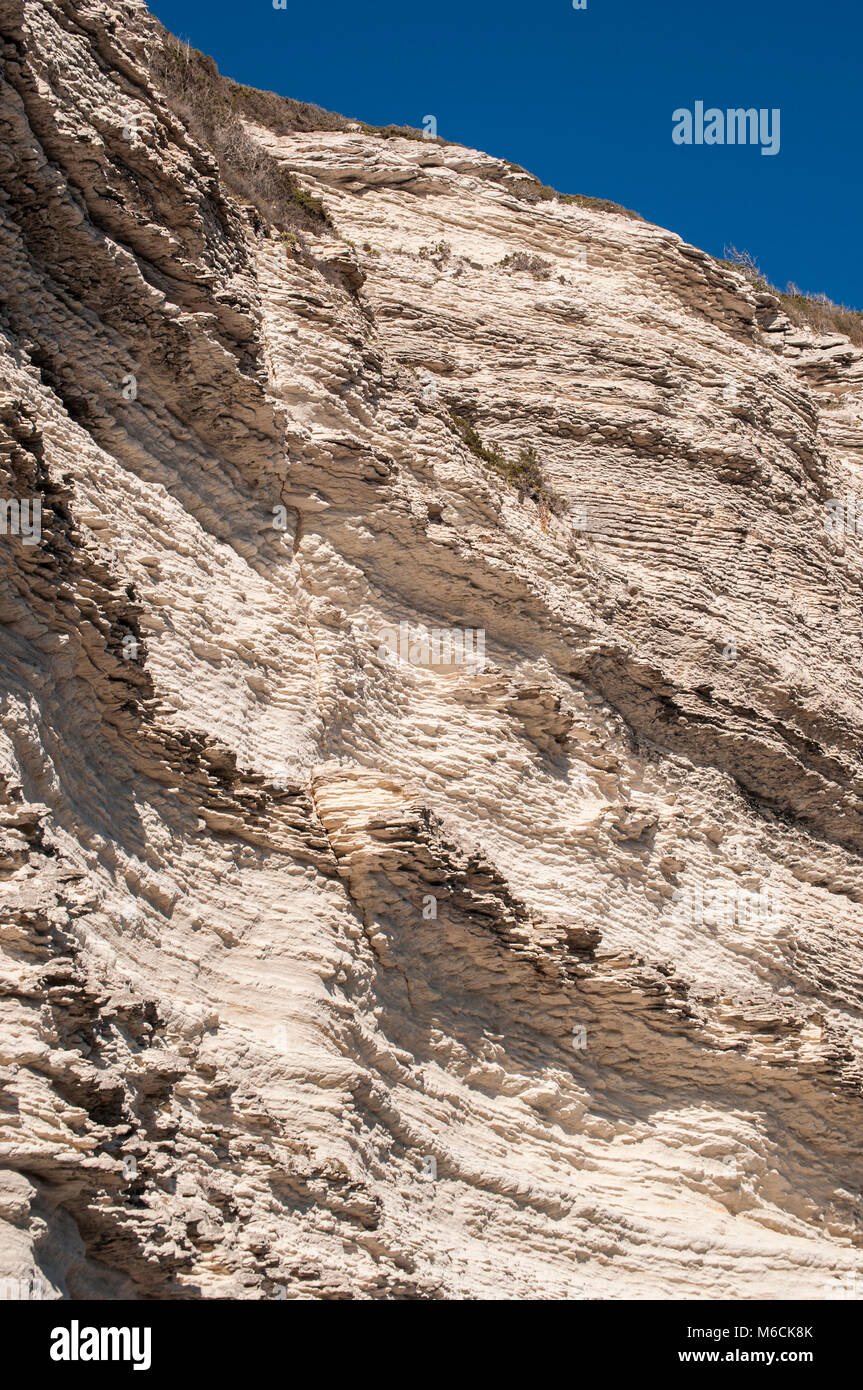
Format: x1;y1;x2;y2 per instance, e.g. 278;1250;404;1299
149;0;861;309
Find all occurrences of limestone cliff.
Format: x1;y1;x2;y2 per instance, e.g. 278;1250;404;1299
1;0;862;1300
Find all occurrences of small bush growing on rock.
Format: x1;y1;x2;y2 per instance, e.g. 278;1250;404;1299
722;245;767;287
450;414;504;470
418;241;452;265
449;412;563;513
498;252;553;280
509;446;545;491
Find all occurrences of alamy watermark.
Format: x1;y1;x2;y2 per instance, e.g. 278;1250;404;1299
672;103;780;156
377;622;486;674
50;1322;151;1371
0;1274;47;1300
0;498;41;545
824;495;863;540
672;883;784;935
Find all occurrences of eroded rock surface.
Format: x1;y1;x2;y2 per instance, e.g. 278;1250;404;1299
1;0;862;1299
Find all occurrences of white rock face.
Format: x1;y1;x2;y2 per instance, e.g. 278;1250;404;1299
1;0;862;1300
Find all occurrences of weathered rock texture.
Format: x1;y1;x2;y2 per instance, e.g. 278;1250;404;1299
1;0;862;1300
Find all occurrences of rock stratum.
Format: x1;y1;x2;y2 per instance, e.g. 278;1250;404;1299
1;0;863;1301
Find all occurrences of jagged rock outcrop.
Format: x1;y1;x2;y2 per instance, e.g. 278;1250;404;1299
1;0;862;1300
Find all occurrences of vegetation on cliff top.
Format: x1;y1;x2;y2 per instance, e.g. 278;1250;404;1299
151;30;644;228
152;33;858;348
721;246;863;346
152;35;333;232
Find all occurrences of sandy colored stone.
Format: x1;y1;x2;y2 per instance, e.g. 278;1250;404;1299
0;0;862;1300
